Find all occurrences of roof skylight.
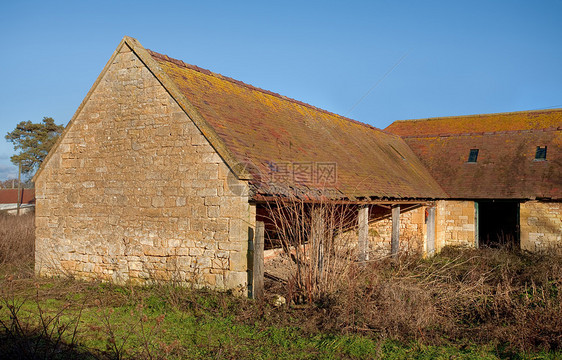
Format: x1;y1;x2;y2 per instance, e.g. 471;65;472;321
535;146;547;160
467;149;479;163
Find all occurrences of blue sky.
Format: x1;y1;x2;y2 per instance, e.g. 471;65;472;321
1;0;561;180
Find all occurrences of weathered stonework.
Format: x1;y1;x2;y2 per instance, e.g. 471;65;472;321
369;207;426;256
367;202;477;257
346;200;561;258
520;201;562;251
35;45;254;293
435;200;476;251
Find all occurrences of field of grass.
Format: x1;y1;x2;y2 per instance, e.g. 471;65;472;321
1;274;520;360
1;213;562;359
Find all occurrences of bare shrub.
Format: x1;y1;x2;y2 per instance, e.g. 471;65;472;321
263;196;359;303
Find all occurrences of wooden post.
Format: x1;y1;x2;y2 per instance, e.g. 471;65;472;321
253;221;265;299
391;205;400;258
17;161;21;216
474;202;479;248
358;205;369;262
426;206;436;255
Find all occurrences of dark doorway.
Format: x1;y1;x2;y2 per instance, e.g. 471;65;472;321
477;201;520;248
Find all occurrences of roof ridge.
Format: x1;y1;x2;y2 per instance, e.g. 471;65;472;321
147;49;383;133
393;108;562;124
401;127;562;138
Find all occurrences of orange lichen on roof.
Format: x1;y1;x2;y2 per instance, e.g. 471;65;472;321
386;109;562;138
385;112;562;200
148;50;446;200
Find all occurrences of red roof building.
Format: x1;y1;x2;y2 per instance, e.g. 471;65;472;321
0;188;35;205
386;110;561;250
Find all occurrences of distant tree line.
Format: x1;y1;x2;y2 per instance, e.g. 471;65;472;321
0;178;33;189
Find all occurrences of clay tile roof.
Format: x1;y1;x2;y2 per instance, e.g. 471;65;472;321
386;108;562;137
385;110;562;200
148;50;446;200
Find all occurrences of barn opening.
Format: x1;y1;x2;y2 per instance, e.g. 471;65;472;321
477;201;520;248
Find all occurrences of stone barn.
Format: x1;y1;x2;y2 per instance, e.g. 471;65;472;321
33;37;562;295
33;36;449;295
385;110;562;251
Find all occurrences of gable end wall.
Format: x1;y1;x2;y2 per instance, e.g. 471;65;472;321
35;44;255;292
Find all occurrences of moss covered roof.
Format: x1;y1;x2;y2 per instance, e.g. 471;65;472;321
387;109;562;137
148;50;446;200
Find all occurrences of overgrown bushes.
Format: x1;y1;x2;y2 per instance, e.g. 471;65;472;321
1;211;562;357
261;197;562;352
318;247;562;352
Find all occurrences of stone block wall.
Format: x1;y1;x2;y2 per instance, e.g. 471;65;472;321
435;200;476;250
520;201;562;251
35;44;254;293
365;201;477;257
368;202;477;257
286;199;559;258
369;207;426;257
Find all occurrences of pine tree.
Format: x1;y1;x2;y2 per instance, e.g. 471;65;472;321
5;117;64;176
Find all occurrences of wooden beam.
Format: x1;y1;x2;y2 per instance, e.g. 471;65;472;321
252;195;436;206
426;206;436;256
358;205;369;262
391;205;400;258
253;221;265;299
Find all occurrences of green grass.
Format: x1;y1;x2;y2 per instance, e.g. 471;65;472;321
1;277;561;359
